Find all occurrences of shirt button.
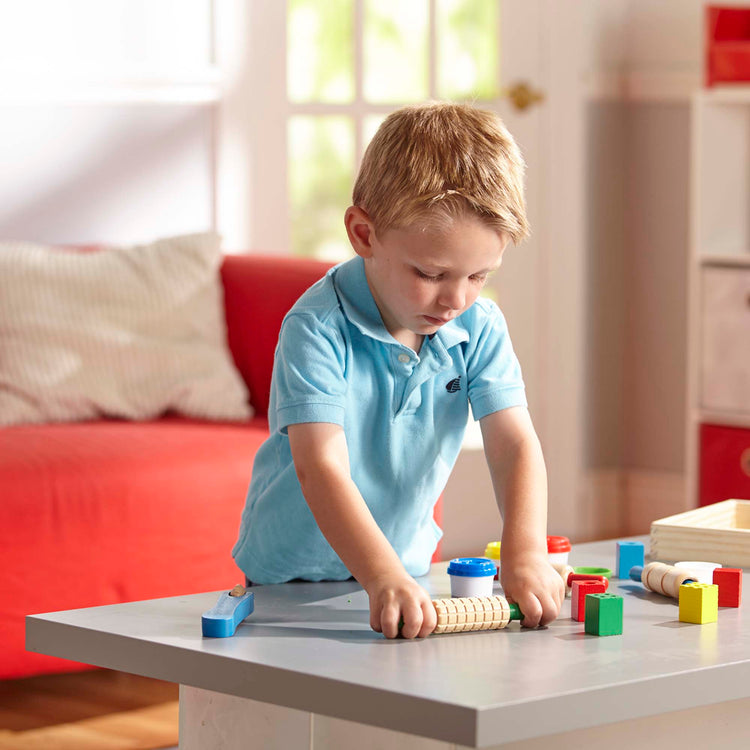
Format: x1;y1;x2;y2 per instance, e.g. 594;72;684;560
398;353;410;363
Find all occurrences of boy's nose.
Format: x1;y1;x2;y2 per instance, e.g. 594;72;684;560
438;282;466;311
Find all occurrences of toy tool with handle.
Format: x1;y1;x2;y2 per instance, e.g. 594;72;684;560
629;562;696;599
202;584;255;637
431;595;522;634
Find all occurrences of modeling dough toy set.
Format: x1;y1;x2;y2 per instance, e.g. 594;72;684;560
201;535;743;639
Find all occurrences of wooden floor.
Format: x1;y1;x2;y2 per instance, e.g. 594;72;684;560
0;670;178;749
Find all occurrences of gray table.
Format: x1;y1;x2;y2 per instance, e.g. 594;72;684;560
26;538;750;749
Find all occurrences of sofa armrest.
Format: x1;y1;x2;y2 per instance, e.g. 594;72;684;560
221;254;333;417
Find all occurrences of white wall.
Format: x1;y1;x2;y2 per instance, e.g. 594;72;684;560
0;1;216;247
0;106;214;245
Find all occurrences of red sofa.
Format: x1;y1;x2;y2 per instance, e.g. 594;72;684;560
0;254;332;679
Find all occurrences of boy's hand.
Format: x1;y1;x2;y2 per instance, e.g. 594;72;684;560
500;552;564;628
365;573;437;639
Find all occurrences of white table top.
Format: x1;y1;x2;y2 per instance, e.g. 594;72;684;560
26;538;750;747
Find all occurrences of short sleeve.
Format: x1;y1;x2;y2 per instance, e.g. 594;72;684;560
272;311;348;431
465;301;527;420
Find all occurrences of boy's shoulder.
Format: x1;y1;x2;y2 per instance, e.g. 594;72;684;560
282;263;347;332
469;295;501;317
441;296;511;357
457;295;505;333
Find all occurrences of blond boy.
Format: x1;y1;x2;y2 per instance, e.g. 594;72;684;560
233;102;564;638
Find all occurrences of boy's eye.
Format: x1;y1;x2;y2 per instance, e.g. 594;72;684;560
415;269;441;282
415;269;490;284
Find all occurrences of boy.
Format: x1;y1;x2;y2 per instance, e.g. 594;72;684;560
233;102;564;639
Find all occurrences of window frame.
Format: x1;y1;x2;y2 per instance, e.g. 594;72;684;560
215;0;505;256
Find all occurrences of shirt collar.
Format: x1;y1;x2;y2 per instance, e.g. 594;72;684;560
332;256;469;351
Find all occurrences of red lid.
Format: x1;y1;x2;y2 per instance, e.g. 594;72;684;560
547;535;571;553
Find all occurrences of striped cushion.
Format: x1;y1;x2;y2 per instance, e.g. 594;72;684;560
0;233;252;426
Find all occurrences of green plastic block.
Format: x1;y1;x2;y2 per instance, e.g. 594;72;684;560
584;593;623;636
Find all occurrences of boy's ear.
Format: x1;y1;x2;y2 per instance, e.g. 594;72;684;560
344;206;376;258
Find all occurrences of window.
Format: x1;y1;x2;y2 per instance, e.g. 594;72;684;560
286;0;502;259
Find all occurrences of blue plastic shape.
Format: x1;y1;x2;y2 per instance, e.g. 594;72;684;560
202;590;255;637
616;540;645;579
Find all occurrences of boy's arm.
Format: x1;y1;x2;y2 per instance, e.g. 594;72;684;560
480;406;564;627
287;421;437;639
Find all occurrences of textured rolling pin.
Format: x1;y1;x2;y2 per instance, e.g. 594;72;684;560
431;595;523;634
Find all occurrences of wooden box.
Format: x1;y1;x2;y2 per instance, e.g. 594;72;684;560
650;499;750;567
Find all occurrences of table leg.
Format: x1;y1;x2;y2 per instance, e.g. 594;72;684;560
179;685;311;749
178;685;451;749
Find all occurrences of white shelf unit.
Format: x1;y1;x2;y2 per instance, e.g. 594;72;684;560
687;89;750;508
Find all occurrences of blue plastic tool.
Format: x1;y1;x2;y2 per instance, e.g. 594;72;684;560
202;585;255;637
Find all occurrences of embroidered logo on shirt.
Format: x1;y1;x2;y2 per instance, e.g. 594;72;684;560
445;376;462;393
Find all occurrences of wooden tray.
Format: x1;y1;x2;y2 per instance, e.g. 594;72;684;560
650;499;750;568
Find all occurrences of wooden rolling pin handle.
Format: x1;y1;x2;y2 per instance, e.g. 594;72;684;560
551;564;576;596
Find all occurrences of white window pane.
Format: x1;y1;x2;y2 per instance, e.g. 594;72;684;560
437;0;500;101
289;116;355;260
364;0;428;103
362;114;387;154
288;0;354;103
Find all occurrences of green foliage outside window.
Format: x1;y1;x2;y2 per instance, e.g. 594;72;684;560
289;116;354;260
364;0;429;103
438;0;499;101
288;0;354;103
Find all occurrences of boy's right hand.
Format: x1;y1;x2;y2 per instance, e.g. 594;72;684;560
365;573;437;639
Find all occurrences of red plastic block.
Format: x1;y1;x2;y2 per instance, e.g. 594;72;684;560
571;580;607;622
706;6;750;87
713;567;742;607
568;573;609;590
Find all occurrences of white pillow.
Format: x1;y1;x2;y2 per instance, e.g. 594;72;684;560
0;233;253;426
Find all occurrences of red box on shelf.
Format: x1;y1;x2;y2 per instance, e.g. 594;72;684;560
699;423;750;506
706;6;750;87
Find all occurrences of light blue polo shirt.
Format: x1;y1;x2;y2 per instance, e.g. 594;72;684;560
232;256;527;584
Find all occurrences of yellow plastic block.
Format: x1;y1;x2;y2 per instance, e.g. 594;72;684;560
678;582;718;624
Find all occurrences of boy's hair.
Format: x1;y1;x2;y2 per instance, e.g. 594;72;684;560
352;102;530;244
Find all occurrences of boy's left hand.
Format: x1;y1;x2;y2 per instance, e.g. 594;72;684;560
499;553;564;628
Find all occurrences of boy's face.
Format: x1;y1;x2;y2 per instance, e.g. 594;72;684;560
346;207;507;349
